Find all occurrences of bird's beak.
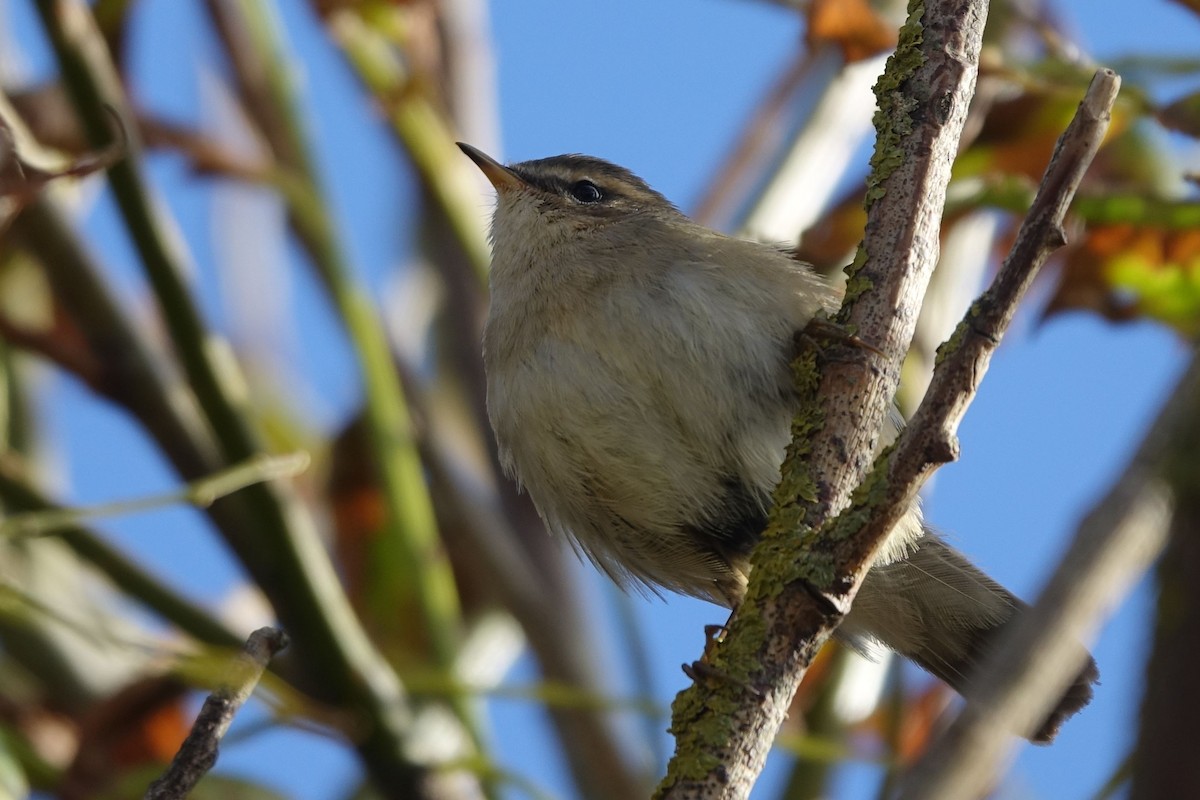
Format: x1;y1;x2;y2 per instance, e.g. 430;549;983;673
457;142;525;193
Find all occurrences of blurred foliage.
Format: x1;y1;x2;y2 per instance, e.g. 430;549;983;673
0;0;1195;798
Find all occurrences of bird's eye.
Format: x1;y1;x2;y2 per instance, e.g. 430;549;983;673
568;180;604;204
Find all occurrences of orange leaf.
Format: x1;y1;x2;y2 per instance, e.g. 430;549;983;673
61;677;190;797
895;683;953;762
795;189;868;272
1045;223;1200;333
807;0;897;63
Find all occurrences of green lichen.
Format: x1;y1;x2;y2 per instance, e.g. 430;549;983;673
934;315;973;367
865;0;926;209
846;0;926;311
763;347;823;523
841;244;872;309
656;612;769;791
658;686;731;790
824;443;897;550
756;524;837;597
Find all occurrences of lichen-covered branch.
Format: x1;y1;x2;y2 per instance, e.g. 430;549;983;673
656;0;991;796
843;68;1122;613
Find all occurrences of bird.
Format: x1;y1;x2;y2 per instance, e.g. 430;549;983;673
458;141;1097;742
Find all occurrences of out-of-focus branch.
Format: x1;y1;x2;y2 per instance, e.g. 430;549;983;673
201;0;480;749
27;4;439;795
318;7;491;281
899;351;1192;799
144;627;289;800
34;0;262;473
0;455;243;649
657;1;991;795
12;194;430;796
0;452;309;538
1132;413;1200;799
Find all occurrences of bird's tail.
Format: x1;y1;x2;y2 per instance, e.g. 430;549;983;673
838;534;1098;743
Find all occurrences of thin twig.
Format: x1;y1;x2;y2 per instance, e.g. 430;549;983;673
144;627;290;800
0;457;244;649
0;452;310;538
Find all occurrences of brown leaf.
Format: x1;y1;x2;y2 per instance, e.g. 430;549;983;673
894;683;953;762
1045;223;1200;333
807;0;897;63
1170;0;1200;18
959;85;1135;185
794;189;868;274
1159;90;1200;139
962;92;1077;180
60;676;189;800
851;680;952;762
328;415;388;607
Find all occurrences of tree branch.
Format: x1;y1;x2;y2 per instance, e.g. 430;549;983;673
656;1;991;795
853;68;1121;603
1132;386;1200;799
144;628;289;800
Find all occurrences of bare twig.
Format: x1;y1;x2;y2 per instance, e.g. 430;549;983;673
0;455;244;649
656;1;991;796
144;628;290;800
0;452;310;538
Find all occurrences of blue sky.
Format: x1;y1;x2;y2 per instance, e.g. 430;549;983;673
5;0;1199;797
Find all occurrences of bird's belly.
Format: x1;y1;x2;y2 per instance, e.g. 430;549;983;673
487;338;789;602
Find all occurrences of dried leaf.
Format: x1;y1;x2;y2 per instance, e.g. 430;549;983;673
957;84;1135;184
852;681;952;763
1159;90;1200;139
894;683;952;762
1170;0;1200;18
60;676;189;798
959;92;1082;180
807;0;897;63
794;189;867;273
1045;223;1200;334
